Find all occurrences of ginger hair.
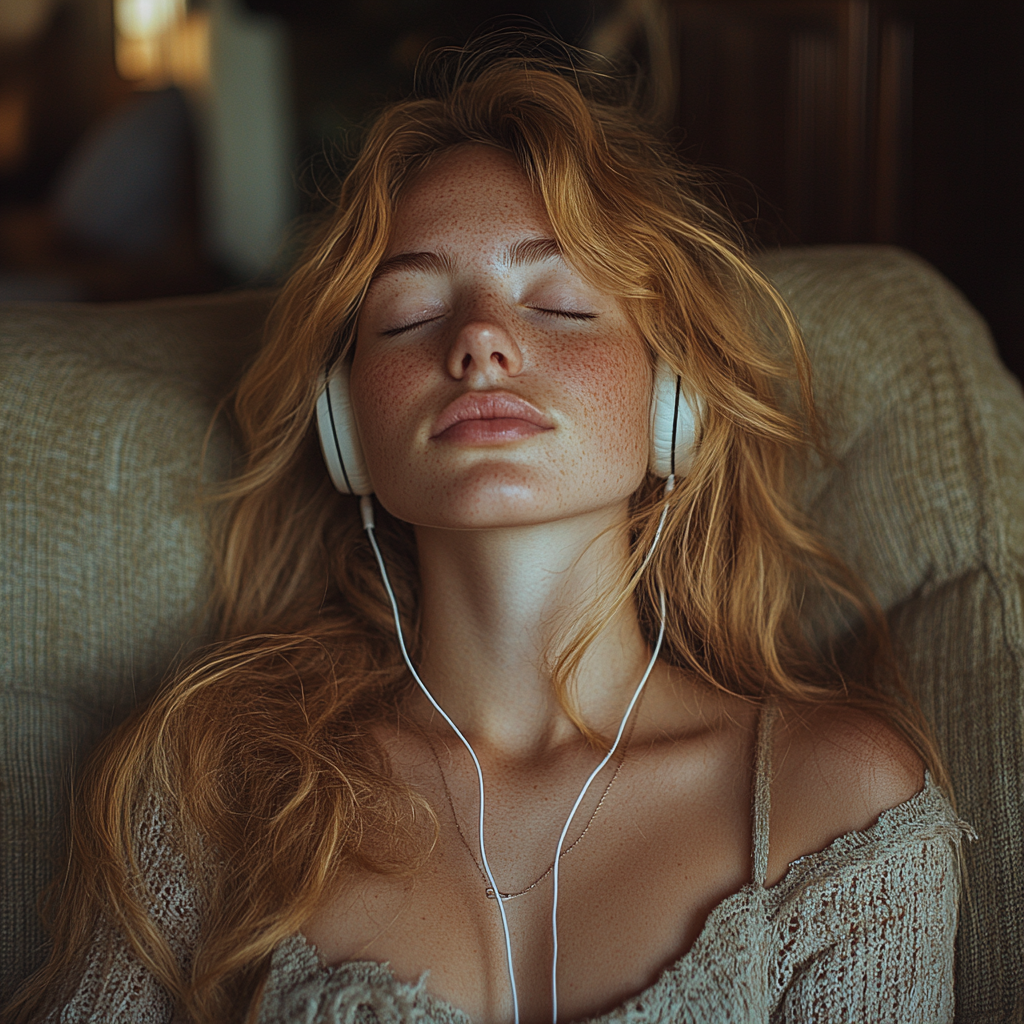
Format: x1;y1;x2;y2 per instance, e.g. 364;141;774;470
5;40;945;1024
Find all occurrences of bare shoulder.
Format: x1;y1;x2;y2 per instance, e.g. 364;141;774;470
764;701;925;885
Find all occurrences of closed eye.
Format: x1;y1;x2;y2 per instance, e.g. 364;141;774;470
532;308;598;322
381;314;445;337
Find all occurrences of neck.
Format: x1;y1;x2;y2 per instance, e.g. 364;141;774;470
409;502;654;758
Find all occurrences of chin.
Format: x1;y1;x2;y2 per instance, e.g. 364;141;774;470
381;473;637;533
444;487;558;530
387;480;552;530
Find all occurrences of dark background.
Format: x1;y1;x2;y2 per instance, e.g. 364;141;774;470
0;0;1021;382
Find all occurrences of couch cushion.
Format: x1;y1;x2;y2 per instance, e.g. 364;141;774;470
0;291;272;997
758;246;1024;1023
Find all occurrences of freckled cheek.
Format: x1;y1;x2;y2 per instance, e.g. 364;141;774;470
349;350;430;473
551;341;651;469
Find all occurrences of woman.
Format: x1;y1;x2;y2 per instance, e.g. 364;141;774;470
5;42;971;1024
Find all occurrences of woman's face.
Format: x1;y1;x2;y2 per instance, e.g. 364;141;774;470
351;144;651;530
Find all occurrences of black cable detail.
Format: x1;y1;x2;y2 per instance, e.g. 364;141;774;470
325;380;355;494
670;375;681;477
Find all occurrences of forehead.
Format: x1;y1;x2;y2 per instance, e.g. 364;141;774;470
386;145;552;256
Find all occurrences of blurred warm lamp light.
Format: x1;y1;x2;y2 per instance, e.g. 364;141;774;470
115;0;209;89
116;0;183;38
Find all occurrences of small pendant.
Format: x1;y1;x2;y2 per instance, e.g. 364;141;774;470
485;887;497;899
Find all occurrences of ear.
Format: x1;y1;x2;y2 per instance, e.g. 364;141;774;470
649;357;703;478
315;364;373;495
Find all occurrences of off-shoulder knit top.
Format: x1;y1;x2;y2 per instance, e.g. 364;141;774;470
50;705;974;1024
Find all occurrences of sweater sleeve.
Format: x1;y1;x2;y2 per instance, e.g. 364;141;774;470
47;790;202;1024
770;800;975;1024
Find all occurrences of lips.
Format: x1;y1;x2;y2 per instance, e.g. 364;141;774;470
430;391;552;442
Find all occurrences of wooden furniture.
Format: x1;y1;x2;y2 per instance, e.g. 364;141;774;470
667;0;914;245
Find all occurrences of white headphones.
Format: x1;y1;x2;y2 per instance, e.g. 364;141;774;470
315;355;698;1023
315;357;702;494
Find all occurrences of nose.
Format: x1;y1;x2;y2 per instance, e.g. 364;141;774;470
445;320;524;382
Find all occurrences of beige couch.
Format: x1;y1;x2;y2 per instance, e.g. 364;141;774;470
1;247;1022;1021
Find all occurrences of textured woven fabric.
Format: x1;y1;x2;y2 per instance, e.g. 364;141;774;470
2;247;1022;1019
757;247;1024;1022
43;709;974;1023
257;791;968;1024
0;291;273;998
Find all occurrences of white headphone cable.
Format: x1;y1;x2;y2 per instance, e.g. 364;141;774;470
549;480;672;1023
360;494;521;1024
360;476;674;1024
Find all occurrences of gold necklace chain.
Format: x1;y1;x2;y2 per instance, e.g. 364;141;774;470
421;715;636;902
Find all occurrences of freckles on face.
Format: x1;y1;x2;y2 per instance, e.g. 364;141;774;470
349;144;652;529
354;341;433;485
540;333;650;489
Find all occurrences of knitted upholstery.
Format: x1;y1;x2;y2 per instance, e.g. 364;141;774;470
1;248;1021;1020
757;247;1024;1023
0;291;273;1000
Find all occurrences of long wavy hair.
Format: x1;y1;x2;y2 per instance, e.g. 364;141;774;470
6;40;946;1024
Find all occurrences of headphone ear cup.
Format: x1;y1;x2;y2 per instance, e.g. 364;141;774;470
649;357;702;478
316;364;373;495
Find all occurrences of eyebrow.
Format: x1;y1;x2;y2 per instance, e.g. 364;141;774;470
370;236;565;282
505;236;563;268
371;249;456;280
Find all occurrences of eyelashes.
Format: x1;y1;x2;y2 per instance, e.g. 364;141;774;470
381;315;445;338
533;307;598;322
381;307;598;337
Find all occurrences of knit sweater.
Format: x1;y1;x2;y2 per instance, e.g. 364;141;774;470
50;708;974;1023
